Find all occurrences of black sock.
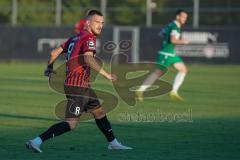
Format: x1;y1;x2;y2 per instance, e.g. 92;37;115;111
39;122;71;142
95;116;115;142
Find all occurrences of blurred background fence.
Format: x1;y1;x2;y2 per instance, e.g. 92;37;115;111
0;0;240;63
1;0;240;27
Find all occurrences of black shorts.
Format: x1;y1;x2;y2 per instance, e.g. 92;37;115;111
64;85;101;118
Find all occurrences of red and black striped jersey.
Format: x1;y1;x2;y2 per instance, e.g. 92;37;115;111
60;31;96;87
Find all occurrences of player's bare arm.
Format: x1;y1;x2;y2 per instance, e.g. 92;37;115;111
170;35;189;45
44;46;63;77
48;46;63;65
84;51;117;81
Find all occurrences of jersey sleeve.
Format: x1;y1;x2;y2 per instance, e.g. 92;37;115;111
81;37;96;54
60;39;70;53
171;30;180;39
170;25;181;40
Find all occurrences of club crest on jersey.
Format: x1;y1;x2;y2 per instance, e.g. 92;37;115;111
88;41;95;49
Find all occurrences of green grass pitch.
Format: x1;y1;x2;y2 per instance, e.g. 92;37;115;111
0;62;240;160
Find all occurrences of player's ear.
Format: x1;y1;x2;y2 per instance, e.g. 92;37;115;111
176;15;179;20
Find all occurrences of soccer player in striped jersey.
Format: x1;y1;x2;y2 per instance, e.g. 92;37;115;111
26;10;132;153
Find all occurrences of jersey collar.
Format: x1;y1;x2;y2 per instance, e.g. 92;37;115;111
174;20;181;28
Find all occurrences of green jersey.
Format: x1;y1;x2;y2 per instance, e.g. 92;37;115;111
160;21;181;55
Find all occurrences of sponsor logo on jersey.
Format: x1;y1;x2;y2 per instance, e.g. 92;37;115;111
88;41;95;50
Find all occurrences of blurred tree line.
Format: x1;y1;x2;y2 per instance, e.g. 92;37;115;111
0;0;239;26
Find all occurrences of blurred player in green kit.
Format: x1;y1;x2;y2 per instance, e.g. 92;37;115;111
136;9;189;101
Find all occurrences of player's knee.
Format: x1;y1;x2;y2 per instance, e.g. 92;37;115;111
92;107;106;119
182;67;188;74
67;121;77;130
179;66;188;74
95;110;106;118
155;69;163;76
